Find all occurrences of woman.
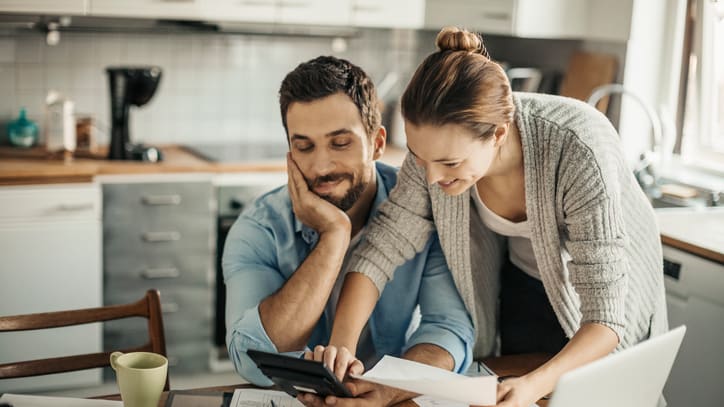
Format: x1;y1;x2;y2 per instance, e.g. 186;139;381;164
324;27;667;406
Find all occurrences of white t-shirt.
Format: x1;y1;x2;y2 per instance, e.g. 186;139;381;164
471;184;541;279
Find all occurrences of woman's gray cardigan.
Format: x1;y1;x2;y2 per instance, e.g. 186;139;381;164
349;92;668;358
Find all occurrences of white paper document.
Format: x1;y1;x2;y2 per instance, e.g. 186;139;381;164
352;355;497;406
0;394;122;407
229;389;304;407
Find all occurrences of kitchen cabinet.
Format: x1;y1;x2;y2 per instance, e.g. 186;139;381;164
89;0;204;20
101;175;215;375
662;245;724;407
277;0;351;26
0;0;88;15
0;183;102;393
203;0;276;23
424;0;587;39
351;0;424;29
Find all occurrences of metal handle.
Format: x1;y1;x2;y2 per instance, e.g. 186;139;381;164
279;1;310;8
353;4;382;12
141;194;182;206
57;203;95;211
141;267;181;279
481;12;510;20
142;231;181;242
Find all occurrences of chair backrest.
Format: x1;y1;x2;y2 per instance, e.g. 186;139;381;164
0;289;169;391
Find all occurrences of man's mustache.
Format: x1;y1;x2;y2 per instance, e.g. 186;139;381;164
308;173;353;189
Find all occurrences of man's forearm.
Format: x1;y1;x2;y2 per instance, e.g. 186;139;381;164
379;343;456;406
259;229;350;352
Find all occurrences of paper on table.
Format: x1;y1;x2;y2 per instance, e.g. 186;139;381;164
413;395;540;407
352;355;497;406
0;394;122;407
229;389;304;407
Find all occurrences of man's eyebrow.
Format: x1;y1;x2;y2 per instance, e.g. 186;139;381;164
326;128;354;137
290;129;353;141
406;144;461;162
290;134;310;142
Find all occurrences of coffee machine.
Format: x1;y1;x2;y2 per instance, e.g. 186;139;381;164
107;66;163;161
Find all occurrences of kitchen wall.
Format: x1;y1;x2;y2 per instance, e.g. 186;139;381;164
0;28;604;147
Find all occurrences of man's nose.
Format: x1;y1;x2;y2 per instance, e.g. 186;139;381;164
311;149;336;175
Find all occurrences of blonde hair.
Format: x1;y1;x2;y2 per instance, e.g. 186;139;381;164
401;27;514;139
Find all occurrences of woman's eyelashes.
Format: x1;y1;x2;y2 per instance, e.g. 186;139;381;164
442;162;461;168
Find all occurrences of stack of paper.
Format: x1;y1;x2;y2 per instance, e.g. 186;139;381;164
352;355;498;405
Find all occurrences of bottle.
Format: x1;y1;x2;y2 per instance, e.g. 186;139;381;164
45;91;76;154
7;108;39;148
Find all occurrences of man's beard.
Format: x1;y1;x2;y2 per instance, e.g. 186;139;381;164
309;173;367;211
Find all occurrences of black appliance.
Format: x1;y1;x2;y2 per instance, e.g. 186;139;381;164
107;66;163;161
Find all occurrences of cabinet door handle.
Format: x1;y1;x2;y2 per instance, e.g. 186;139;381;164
142;194;182;206
57;203;95;211
481;12;510;21
141;267;181;279
353;5;381;12
142;231;181;242
162;302;180;313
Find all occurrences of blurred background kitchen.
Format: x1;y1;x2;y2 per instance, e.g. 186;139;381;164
0;1;722;406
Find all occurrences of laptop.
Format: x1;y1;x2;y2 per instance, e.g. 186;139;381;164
548;325;686;407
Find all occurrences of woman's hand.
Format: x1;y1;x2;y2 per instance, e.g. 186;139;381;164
491;375;546;407
305;345;364;382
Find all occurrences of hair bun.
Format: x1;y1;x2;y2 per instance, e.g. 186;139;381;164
435;27;489;58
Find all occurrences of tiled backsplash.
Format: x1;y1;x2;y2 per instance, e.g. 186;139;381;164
0;29;421;146
0;28;600;147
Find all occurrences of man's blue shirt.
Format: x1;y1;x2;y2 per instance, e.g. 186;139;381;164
222;161;474;385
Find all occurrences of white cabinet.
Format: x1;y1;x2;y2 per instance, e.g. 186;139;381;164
89;0;205;20
203;0;276;23
425;0;587;39
351;0;424;29
0;183;103;393
0;0;87;15
662;245;724;407
278;0;351;26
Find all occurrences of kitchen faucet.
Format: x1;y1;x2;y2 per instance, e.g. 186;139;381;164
587;83;666;192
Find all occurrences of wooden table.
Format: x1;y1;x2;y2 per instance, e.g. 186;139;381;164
102;354;552;406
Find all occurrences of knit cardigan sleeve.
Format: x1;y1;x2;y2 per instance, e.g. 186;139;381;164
559;133;630;342
348;153;437;295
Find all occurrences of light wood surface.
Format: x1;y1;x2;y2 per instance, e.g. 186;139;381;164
0;145;408;186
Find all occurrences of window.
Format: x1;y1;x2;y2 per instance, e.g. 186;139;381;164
681;0;724;168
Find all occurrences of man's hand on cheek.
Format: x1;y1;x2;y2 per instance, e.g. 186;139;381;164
286;153;351;235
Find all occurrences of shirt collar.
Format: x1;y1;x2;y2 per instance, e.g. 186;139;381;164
294;162;389;245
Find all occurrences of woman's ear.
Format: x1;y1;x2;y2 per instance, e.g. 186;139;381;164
372;126;387;160
493;123;509;147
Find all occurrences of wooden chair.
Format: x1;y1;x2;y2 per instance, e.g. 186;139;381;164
0;289;170;391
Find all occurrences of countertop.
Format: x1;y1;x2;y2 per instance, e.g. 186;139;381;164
0;145;408;186
656;207;724;264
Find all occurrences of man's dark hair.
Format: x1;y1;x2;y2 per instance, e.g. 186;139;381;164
279;56;381;138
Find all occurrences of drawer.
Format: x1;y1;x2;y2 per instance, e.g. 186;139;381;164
103;182;213;218
104;250;213;286
104;313;211;348
104;284;212;313
0;183;100;222
103;215;214;253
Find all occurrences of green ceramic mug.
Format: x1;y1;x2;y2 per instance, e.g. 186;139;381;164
110;351;168;407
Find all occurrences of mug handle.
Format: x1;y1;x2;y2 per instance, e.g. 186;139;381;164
110;351;123;371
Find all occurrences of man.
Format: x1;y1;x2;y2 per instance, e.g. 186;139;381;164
223;56;473;406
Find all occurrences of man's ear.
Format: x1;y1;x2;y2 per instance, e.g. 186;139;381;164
372;126;387;160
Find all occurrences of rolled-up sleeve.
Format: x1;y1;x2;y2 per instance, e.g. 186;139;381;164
403;236;474;373
223;214;303;386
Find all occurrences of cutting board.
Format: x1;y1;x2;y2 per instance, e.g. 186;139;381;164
559;51;619;113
